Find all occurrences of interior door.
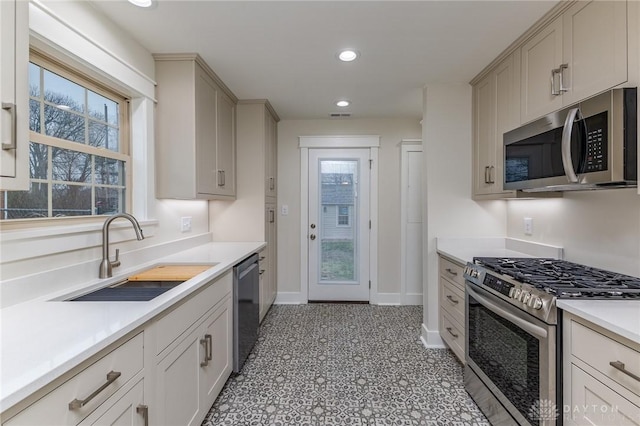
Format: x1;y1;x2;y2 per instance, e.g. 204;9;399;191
308;148;370;301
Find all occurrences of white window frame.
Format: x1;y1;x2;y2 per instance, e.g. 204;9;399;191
1;52;131;224
336;205;350;227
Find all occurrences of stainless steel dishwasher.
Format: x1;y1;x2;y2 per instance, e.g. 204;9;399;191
233;253;260;373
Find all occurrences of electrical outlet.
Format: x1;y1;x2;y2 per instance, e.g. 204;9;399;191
281;204;289;216
181;216;192;233
523;217;533;235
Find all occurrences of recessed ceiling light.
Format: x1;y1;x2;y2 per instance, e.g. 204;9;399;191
128;0;153;7
337;49;359;62
336;100;350;107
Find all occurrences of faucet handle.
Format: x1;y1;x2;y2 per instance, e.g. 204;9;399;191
111;249;121;268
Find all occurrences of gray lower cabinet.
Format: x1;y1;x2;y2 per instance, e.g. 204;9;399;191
438;255;465;363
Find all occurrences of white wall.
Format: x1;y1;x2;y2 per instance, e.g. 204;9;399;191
0;1;210;306
421;84;506;346
506;190;640;277
277;118;422;300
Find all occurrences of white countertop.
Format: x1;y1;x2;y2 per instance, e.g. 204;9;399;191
436;237;564;264
558;299;640;345
436;237;640;345
0;241;265;412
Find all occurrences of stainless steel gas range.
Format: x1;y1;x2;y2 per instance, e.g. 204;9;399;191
463;257;640;426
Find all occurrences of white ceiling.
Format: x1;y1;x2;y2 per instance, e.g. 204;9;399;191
90;0;557;120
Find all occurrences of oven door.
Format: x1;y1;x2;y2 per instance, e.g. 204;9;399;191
465;281;557;426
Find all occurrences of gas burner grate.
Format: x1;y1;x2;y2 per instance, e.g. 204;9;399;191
474;257;640;298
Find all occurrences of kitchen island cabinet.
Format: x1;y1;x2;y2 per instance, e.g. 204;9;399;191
154;54;237;200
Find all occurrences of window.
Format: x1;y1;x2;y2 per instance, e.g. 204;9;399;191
337;205;350;226
1;54;129;220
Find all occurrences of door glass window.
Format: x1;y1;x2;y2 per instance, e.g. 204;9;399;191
319;160;358;283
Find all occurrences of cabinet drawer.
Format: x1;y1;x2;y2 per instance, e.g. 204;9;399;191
156;271;232;355
440;277;465;324
440;310;465;363
5;333;143;426
567;364;640;426
439;257;464;288
571;320;640;397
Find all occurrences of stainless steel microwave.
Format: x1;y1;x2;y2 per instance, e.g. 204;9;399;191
503;88;637;192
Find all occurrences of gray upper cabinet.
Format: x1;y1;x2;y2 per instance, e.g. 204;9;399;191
521;1;628;124
155;54;237;200
0;0;29;191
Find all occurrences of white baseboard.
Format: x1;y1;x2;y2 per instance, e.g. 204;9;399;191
420;323;445;348
376;293;401;305
274;292;305;304
402;293;423;305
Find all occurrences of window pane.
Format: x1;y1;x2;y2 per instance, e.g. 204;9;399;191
95;187;124;215
52;184;91;217
29;142;48;179
95;156;124;185
88;91;119;126
88;121;119;151
43;69;84;113
45;105;85;143
29;63;40;97
0;183;48;219
52;147;91;183
29;99;41;132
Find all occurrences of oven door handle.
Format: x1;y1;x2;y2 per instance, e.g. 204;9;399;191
467;286;548;339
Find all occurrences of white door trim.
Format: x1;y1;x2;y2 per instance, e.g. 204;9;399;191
299;136;379;304
400;140;423;305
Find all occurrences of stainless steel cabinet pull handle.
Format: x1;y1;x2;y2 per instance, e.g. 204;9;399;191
551;68;559;96
200;334;212;366
484;166;490;184
488;166;495;184
269;177;275;190
446;327;458;338
558;63;569;93
269;209;275;223
259;269;265;275
137;404;149;426
68;371;121;410
217;170;224;187
2;103;16;150
446;295;459;305
610;361;640;382
445;268;458;276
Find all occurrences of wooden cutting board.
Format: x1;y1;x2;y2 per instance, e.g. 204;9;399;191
128;265;212;281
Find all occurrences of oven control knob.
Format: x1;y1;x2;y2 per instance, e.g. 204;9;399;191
521;292;531;304
529;297;543;310
508;287;516;298
513;288;521;299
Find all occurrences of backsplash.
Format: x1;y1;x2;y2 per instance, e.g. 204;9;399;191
506;188;640;277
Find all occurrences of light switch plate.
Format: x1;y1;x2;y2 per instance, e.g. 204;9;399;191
181;216;192;232
523;217;533;235
281;205;289;216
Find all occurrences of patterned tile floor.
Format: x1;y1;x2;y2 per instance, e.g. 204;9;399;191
203;304;489;426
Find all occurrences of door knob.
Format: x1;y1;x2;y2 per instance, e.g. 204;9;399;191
310;224;316;229
310;234;316;240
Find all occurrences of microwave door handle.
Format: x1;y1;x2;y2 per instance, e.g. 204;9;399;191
467;285;548;339
561;107;582;183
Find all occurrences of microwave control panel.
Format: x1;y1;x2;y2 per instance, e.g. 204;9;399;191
584;112;608;173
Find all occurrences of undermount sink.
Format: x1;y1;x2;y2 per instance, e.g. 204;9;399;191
66;263;218;302
68;280;184;302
